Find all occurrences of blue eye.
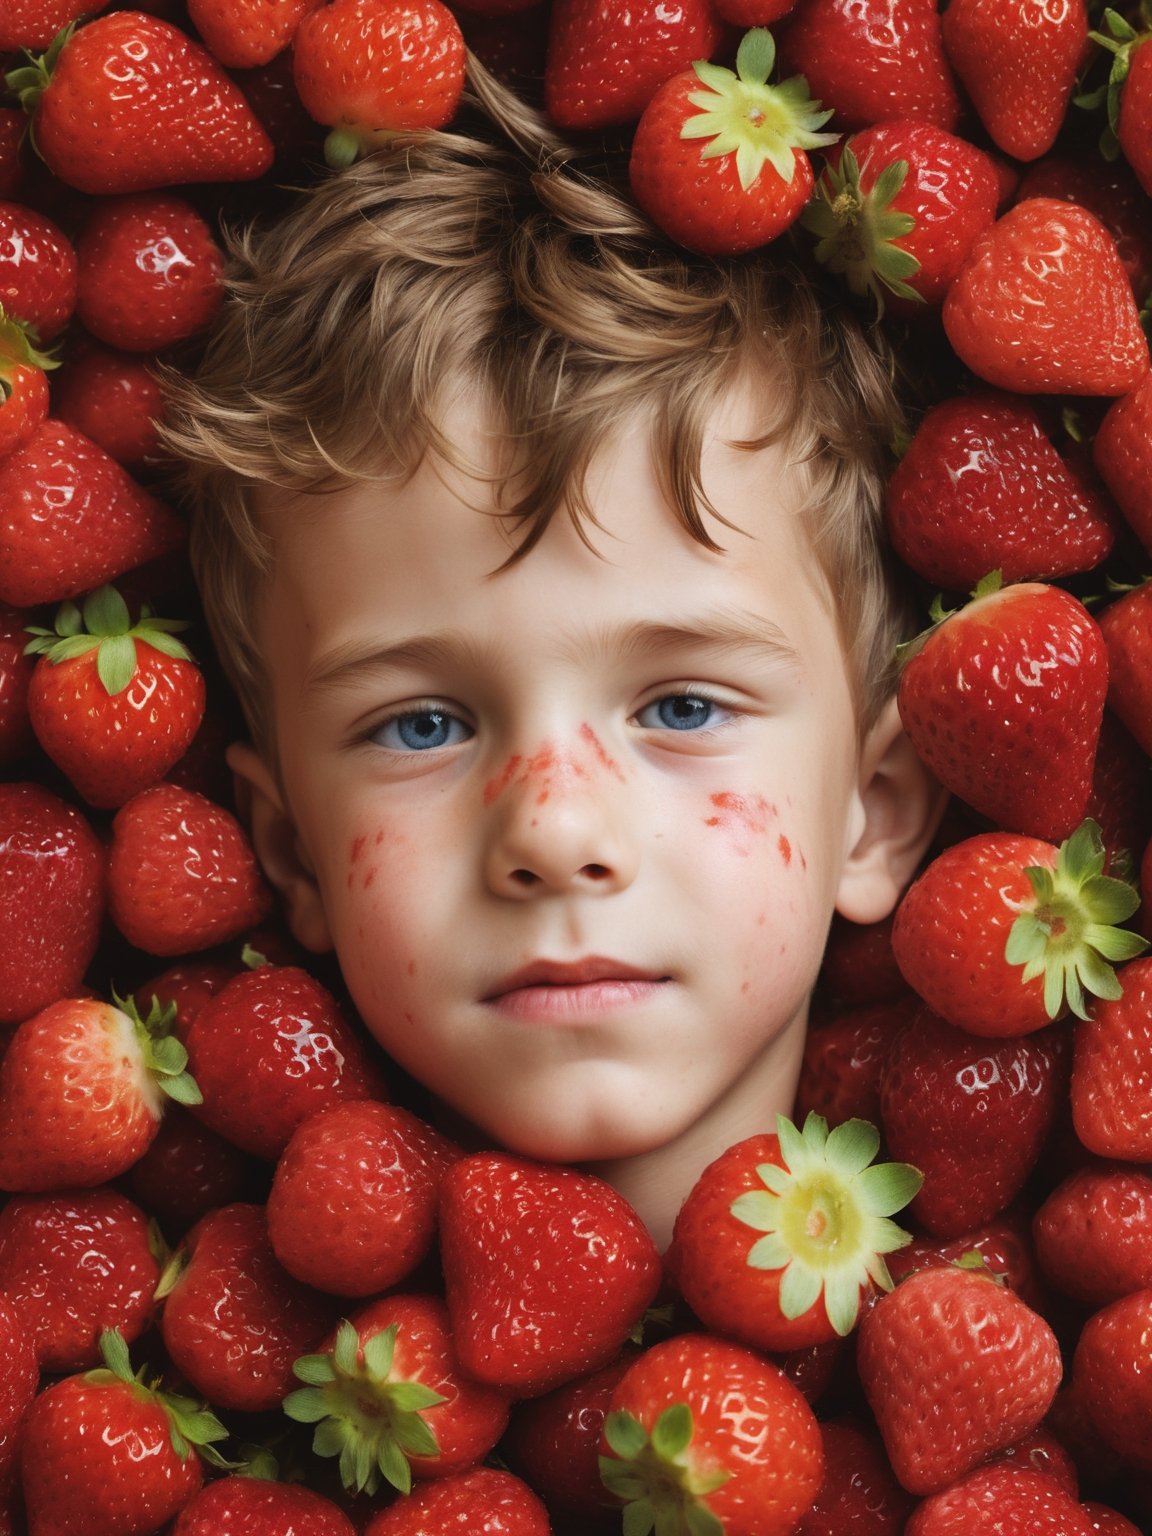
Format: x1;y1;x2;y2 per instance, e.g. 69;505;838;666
638;694;723;731
373;710;472;751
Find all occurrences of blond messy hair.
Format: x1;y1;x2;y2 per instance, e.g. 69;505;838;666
159;58;910;758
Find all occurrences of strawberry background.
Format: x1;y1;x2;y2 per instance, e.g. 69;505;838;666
2;0;1152;1532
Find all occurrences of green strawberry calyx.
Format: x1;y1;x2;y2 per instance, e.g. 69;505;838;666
729;1112;922;1337
1076;8;1149;158
681;29;838;193
599;1403;729;1536
1003;818;1148;1021
0;307;59;399
113;990;203;1108
24;585;194;696
800;144;922;313
5;23;76;151
283;1320;447;1496
89;1328;232;1468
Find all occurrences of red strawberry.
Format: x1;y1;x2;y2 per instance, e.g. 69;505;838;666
818;910;905;1006
544;0;727;132
0;1188;160;1373
75;192;223;353
1033;1163;1152;1308
943;199;1149;395
24;585;207;809
172;1475;357;1536
107;782;273;955
1016;154;1152;301
798;1419;915;1535
1072;1287;1152;1470
904;1463;1097;1536
440;1152;662;1395
0;992;200;1191
284;1295;511;1493
0;310;53;463
803;119;998;311
986;1427;1079;1497
55;338;167;466
0;419;185;608
188;0;325;69
0;198;76;342
886;1209;1048;1313
0;604;35;765
1080;1505;1144;1536
886;394;1116;589
1094;373;1152;557
292;0;466;167
778;0;959;131
0;1;112;51
0;780;104;1025
1086;712;1152;876
628;29;838;256
133;956;240;1037
858;1262;1062;1495
1083;13;1152;199
0;113;22;201
1071;954;1152;1161
184;962;387;1160
897;578;1108;843
6;12;274;194
891;822;1146;1037
941;0;1089;163
363;1467;551;1535
0;1293;38;1532
670;1113;922;1351
599;1332;824;1536
160;1202;335;1413
713;0;796;26
267;1099;460;1296
880;1009;1065;1237
794;997;917;1128
126;1105;257;1236
1096;586;1152;759
20;1328;227;1536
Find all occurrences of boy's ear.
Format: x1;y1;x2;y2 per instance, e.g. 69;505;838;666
835;696;948;926
227;743;335;954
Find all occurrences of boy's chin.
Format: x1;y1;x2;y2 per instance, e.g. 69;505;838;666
471;1106;686;1168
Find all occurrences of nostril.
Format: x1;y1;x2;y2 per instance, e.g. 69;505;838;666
511;869;537;886
581;864;610;879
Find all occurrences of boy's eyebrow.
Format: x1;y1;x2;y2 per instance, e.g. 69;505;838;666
305;611;802;692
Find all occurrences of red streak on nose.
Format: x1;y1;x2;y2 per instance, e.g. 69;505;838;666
349;834;366;864
579;722;625;780
778;834;792;865
483;753;523;805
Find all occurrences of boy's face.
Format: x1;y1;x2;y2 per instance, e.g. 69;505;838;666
237;391;924;1200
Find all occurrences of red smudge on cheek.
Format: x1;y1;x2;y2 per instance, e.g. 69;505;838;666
778;834;792;866
362;867;376;889
374;830;384;846
483;753;523;805
349;835;366;864
703;791;774;836
407;960;416;977
579;722;625;781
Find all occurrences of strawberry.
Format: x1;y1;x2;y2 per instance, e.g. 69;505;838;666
0;604;36;765
891;822;1147;1038
0;1;112;51
6;12;274;195
55;337;167;466
904;1463;1097;1536
1080;1506;1145;1536
188;0;325;69
713;0;796;27
284;1295;511;1494
0;780;104;1025
172;1475;357;1536
1071;955;1152;1161
544;0;727;132
818;910;905;1006
794;997;917;1128
1097;586;1152;763
858;1261;1062;1495
20;1328;228;1536
0;419;185;609
364;1469;551;1535
941;0;1089;163
880;1009;1065;1237
126;1105;257;1236
1086;712;1152;877
885;394;1117;590
1094;373;1152;557
1016;154;1152;301
629;30;837;257
107;782;273;955
897;577;1108;843
74;192;223;353
0;1292;37;1534
267;1099;460;1296
1071;1287;1152;1470
439;1152;662;1395
778;0;959;131
1081;12;1152;199
798;1419;915;1536
803;120;999;311
599;1332;824;1536
985;1427;1079;1497
0;1187;160;1373
159;1202;335;1413
292;0;466;168
942;199;1149;396
0;198;76;342
0;113;22;201
133;956;241;1037
0;992;200;1191
24;585;207;809
0;309;53;463
670;1113;922;1351
1033;1163;1152;1308
184;962;387;1159
886;1209;1048;1314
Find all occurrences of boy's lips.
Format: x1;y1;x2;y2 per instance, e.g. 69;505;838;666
483;957;669;998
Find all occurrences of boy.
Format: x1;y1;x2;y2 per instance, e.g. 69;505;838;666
160;63;942;1249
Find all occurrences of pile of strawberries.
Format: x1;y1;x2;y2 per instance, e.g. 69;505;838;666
3;0;1152;1532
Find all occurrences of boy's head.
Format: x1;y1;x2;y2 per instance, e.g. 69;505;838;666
160;64;941;1242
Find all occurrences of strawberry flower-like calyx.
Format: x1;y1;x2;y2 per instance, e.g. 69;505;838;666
283;1320;447;1496
89;1328;232;1468
113;990;203;1108
599;1403;729;1536
1004;818;1148;1020
0;306;59;401
682;28;838;193
1076;7;1150;159
800;145;922;312
729;1112;922;1337
24;585;194;697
